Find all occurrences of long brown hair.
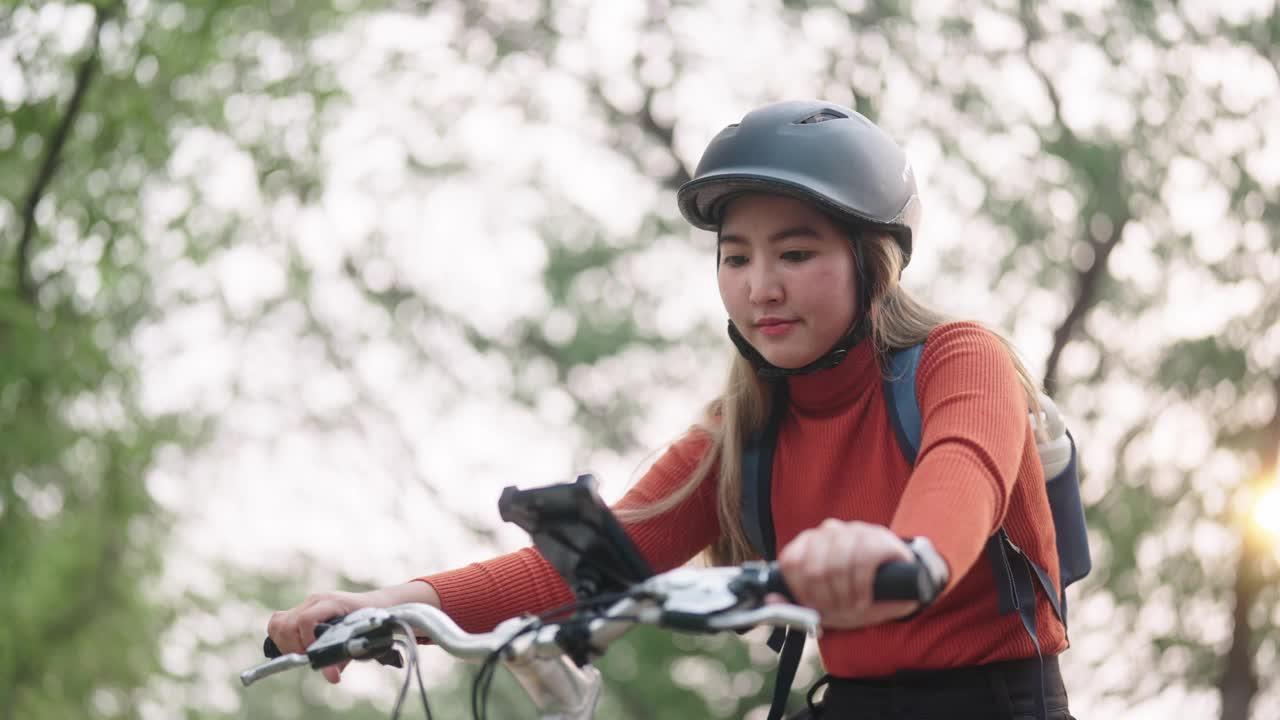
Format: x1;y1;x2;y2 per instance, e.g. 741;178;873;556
616;230;1043;565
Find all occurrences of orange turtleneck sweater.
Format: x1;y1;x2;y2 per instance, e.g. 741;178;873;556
417;321;1067;676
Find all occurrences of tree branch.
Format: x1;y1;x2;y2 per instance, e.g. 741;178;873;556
586;78;690;191
1017;0;1078;149
582;6;691;191
14;4;112;304
1015;1;1129;395
1041;222;1126;395
638;91;691;189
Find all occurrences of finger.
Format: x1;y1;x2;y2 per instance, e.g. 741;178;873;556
325;660;352;684
847;529;878;614
300;617;320;648
300;604;338;647
776;533;810;598
873;525;914;564
289;615;308;657
777;532;811;604
777;529;811;568
266;610;292;654
274;608;309;656
823;523;860;611
797;527;836;611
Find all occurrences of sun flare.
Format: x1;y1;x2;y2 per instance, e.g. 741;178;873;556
1251;485;1280;539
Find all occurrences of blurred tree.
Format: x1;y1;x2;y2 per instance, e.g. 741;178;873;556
0;0;367;717
6;0;1279;718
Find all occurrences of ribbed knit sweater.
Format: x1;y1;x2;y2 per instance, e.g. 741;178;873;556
418;321;1067;676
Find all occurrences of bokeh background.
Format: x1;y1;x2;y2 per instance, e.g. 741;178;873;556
3;1;1279;718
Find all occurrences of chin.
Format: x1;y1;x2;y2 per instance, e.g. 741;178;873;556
759;349;822;369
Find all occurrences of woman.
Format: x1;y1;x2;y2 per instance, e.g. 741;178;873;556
267;100;1075;719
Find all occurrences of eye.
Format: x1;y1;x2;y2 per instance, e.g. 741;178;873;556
781;250;816;262
721;254;748;268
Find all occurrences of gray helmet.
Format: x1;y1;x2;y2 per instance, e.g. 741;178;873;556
677;100;921;267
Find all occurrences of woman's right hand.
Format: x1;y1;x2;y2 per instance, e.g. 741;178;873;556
266;581;441;684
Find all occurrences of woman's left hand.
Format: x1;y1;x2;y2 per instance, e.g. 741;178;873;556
772;519;921;629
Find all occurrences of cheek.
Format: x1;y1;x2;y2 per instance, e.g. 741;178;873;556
805;266;858;321
717;271;740;313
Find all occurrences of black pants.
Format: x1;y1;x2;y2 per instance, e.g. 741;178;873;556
791;657;1074;720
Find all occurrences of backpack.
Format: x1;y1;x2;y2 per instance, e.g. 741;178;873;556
741;342;1092;720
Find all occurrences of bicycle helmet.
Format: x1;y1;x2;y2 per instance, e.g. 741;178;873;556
677;100;923;376
677;100;920;267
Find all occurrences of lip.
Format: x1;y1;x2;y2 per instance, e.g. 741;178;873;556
755;316;797;327
754;317;797;337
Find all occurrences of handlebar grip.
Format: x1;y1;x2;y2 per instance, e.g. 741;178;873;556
263;617;342;659
873;560;932;602
264;636;282;659
764;560;933;603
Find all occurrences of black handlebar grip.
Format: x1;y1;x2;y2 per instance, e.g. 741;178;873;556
764;560;931;604
263;617;341;659
872;560;931;602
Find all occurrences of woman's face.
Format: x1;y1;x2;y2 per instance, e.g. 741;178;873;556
717;194;859;369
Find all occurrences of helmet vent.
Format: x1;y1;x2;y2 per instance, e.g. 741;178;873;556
796;109;846;124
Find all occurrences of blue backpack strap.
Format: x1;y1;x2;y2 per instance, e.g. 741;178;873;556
883;344;925;464
741;381;788;561
1000;533;1064;630
739;382;802;720
740;440;771;560
1004;530;1049;720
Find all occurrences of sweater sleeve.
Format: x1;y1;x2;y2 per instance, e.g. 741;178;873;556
889;322;1029;584
415;429;721;633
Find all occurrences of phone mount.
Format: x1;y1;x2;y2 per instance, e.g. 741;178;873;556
498;474;654;601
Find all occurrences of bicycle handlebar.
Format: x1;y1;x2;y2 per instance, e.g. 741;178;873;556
250;556;933;675
244;558;936;718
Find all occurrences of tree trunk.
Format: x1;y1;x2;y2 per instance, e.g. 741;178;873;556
1220;376;1280;720
1219;537;1260;720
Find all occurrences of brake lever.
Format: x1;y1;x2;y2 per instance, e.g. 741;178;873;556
263;613;404;668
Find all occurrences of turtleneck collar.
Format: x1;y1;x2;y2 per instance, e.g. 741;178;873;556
783;338;880;414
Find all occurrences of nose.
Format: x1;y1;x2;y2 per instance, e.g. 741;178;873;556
747;261;783;306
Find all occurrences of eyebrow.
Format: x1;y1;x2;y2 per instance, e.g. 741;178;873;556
717;225;821;245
